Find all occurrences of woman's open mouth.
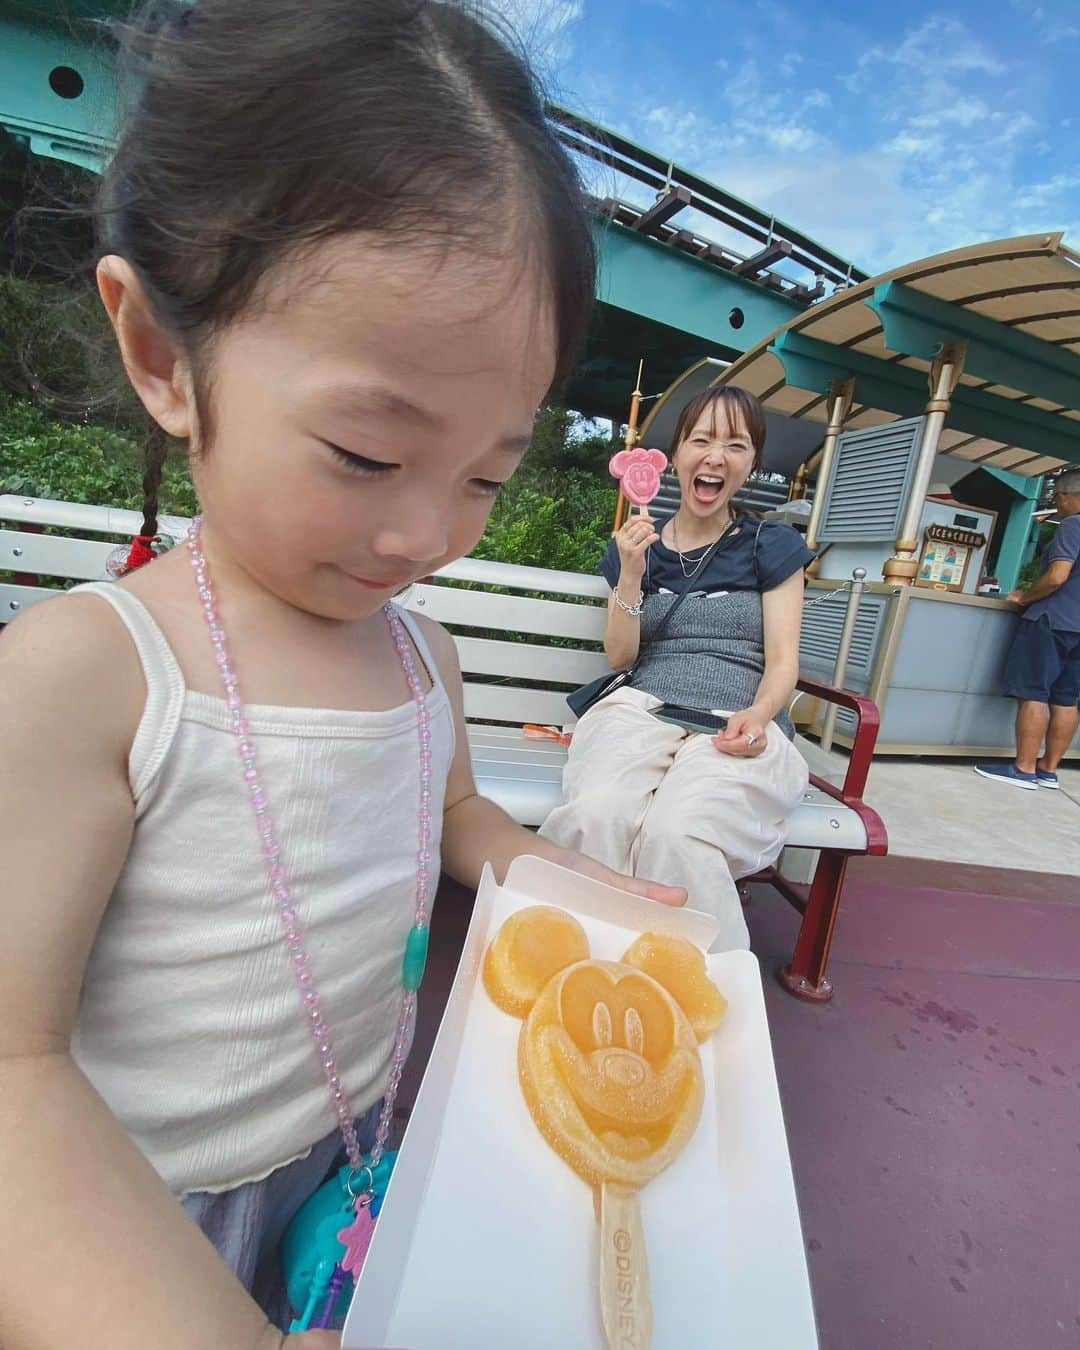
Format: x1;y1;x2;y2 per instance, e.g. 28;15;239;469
692;473;725;505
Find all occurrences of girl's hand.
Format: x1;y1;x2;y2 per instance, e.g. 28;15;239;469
545;844;686;907
713;711;767;758
281;1333;341;1348
614;512;659;584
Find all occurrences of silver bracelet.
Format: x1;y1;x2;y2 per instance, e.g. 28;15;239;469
614;587;644;617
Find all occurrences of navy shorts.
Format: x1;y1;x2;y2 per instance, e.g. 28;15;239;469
1002;615;1080;705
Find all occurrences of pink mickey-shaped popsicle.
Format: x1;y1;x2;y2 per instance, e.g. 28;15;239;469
610;446;668;511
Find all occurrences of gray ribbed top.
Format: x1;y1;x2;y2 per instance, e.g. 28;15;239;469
627;587;796;739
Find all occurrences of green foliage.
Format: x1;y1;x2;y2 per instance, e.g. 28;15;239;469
473;464;613;576
0;275;144;428
0;394;197;517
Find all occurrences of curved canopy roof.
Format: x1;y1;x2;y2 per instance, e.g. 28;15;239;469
641;233;1080;478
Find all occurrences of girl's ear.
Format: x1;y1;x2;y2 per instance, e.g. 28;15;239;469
96;255;196;440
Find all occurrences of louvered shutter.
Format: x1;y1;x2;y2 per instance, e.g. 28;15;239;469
816;417;925;542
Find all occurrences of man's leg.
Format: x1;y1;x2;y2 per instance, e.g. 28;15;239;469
976;617;1053;786
1040;634;1080;773
1015;699;1050;773
1040;704;1080;773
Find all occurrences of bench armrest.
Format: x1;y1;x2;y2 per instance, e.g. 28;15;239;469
795;677;887;855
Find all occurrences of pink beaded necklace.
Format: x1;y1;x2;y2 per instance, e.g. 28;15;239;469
187;517;433;1327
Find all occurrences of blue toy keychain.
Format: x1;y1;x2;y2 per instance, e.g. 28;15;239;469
283;1150;398;1330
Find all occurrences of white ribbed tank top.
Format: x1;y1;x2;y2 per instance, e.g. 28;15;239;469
68;583;454;1196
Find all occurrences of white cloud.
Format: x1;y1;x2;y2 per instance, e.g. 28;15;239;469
1011;0;1080;44
572;12;1070;277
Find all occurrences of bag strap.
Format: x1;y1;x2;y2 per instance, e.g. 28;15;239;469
626;524;730;678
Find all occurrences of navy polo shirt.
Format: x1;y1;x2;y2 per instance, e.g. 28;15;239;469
1025;513;1080;632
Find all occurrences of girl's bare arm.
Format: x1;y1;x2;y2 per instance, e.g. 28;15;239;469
0;596;294;1350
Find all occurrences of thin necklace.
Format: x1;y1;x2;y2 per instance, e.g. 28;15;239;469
671;512;736;579
187;517;432;1324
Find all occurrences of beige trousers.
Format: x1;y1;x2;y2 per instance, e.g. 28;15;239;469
539;687;810;952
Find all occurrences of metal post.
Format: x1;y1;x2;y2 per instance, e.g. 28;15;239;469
821;567;867;753
805;377;855;551
612;358;645;534
883;342;967;585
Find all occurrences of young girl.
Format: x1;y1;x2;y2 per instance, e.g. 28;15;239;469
0;3;681;1347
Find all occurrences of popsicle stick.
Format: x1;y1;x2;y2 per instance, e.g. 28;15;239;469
598;1182;653;1350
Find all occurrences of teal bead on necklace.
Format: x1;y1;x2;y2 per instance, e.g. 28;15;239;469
402;924;429;991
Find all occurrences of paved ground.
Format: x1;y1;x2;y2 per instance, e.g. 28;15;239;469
797;737;1080;875
403;856;1080;1349
755;854;1080;1350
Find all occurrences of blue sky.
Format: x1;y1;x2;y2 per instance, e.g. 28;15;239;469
500;0;1080;280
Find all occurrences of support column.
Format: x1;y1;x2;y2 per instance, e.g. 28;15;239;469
805;377;855;552
883;342;967;586
994;484;1042;592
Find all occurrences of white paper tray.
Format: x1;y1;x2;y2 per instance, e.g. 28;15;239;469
344;855;818;1349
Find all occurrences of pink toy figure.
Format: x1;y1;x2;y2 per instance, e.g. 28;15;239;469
610;446;668;514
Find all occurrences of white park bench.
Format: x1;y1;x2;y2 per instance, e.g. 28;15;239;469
1;494;887;1002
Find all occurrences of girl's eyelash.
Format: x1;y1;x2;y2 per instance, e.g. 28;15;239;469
330;445;504;496
329;446;395;475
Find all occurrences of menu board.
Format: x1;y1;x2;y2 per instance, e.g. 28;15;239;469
915;524;987;592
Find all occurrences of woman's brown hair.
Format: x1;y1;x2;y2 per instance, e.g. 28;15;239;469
670;385;767;475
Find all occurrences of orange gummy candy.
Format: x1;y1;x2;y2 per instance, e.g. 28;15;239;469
483;907;725;1191
621;932;727;1043
483;905;590;1017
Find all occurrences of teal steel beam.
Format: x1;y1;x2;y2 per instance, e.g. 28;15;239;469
597;219;803;355
995;492;1041;590
979;466;1044;590
771;329;1080;466
867;281;1080;411
982;464;1044;498
0;16;117;172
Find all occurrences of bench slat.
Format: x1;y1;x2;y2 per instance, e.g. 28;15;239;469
0;496;190;539
0;528;115;581
406;583;606;641
454;635;609;685
0;582;57;619
465;728;869;847
462;682;573;726
440;555;608;599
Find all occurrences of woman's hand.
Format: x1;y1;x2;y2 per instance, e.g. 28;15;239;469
713;710;767;758
614;512;659;587
542;842;686;907
280;1332;341;1348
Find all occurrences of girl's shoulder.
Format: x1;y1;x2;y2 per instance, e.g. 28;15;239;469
0;587;145;755
398;608;462;690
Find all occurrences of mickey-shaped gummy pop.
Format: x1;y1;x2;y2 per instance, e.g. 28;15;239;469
610;447;667;515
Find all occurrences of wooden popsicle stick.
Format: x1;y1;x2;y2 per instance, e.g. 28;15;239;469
598;1182;653;1350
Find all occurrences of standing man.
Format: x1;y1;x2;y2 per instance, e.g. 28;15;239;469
975;469;1080;789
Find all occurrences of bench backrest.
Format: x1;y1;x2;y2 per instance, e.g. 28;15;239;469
1;495;611;728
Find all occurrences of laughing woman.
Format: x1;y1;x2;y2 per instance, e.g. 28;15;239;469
540;386;812;950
